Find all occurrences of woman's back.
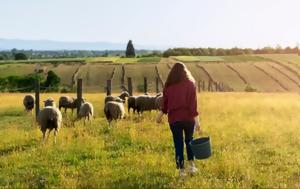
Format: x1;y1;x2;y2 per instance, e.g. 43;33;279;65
162;79;198;124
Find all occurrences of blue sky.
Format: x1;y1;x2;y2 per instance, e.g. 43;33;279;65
1;0;299;48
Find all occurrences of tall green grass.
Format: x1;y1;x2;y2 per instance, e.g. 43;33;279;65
0;93;300;188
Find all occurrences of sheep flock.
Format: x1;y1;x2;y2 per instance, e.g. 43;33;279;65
23;91;163;143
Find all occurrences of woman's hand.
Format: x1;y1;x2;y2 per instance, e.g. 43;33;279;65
194;116;202;134
156;111;164;124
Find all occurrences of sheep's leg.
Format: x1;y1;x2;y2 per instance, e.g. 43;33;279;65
54;130;58;144
42;131;46;144
88;114;92;125
47;129;53;142
65;108;67;114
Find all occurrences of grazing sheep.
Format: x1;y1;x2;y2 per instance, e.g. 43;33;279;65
44;97;55;107
37;98;62;144
78;102;94;124
127;96;137;114
104;101;125;127
127;93;161;114
135;94;162;114
23;94;35;112
104;91;130;104
59;96;84;114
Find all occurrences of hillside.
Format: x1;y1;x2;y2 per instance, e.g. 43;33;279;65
0;54;299;93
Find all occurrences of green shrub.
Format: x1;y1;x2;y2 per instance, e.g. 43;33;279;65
14;53;28;60
137;84;145;93
245;85;256;92
60;86;72;93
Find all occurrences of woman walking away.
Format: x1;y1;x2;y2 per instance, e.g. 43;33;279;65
156;62;201;177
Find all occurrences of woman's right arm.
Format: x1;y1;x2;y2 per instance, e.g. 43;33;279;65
161;90;168;114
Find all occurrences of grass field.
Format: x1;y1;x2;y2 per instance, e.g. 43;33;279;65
173;55;267;62
1;92;300;188
0;64;36;77
173;56;224;62
257;54;300;65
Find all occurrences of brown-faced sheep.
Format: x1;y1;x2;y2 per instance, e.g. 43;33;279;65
44;97;55;107
23;94;35;112
59;96;84;114
104;91;130;104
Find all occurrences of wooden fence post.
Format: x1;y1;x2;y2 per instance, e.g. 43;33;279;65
144;77;148;94
156;77;159;93
106;79;111;96
77;79;83;115
121;65;125;86
202;80;205;91
35;79;40;120
215;82;218;92
127;77;133;96
198;80;201;93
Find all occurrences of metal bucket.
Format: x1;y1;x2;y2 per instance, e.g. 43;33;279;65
190;137;211;159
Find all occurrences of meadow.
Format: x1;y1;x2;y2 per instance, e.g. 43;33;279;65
0;92;300;188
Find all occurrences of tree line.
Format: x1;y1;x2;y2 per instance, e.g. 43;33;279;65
162;46;300;57
1;44;299;61
0;48;161;61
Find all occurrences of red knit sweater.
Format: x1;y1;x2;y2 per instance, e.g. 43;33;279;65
162;79;199;124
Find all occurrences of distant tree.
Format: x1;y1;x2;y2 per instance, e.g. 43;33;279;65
11;48;18;56
44;71;60;91
14;52;27;60
0;56;4;60
125;40;135;57
216;48;226;56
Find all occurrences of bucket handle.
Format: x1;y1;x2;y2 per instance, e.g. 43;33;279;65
195;128;209;138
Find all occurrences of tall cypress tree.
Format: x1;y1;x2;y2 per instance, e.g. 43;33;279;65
125;40;135;58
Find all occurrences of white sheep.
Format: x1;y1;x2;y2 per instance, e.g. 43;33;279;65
104;101;125;127
23;94;35;112
37;98;62;144
78;102;94;125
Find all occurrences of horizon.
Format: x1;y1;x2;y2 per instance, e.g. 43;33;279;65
1;0;300;49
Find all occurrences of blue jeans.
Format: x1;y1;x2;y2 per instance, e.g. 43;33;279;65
169;121;195;169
